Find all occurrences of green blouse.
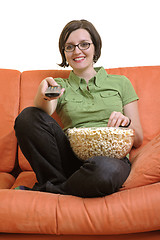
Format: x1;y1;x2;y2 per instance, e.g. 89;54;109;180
55;67;138;131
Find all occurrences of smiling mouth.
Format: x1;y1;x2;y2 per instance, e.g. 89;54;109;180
73;57;85;62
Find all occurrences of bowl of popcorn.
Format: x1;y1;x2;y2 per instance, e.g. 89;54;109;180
67;127;135;160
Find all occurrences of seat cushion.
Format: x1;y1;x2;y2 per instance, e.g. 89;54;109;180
0;183;160;234
122;134;160;190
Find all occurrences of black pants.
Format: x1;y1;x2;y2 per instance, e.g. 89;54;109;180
14;107;131;198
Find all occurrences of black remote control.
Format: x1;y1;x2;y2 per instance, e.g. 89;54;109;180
45;86;62;98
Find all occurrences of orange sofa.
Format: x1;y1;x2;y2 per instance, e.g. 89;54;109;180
0;66;160;240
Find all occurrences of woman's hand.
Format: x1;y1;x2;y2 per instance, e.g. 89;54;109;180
40;77;65;101
107;111;130;127
34;77;65;116
107;101;143;148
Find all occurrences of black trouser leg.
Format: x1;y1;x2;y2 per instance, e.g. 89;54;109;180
14;107;82;188
47;156;131;197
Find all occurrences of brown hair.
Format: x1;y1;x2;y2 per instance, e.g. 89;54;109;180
58;19;102;67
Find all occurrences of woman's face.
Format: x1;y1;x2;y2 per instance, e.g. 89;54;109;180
64;29;95;73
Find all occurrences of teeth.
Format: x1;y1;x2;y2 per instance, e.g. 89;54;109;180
74;57;85;61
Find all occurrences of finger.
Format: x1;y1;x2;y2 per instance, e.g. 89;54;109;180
44;77;59;87
51;87;65;99
116;118;124;127
108;117;118;127
107;111;116;127
120;117;130;127
108;112;128;127
59;88;65;97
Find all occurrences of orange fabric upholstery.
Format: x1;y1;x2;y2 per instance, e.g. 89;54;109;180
122;134;160;190
0;173;15;189
11;171;37;189
0;69;20;172
0;183;159;235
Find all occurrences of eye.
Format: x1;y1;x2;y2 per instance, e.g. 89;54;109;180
79;42;90;49
65;45;74;51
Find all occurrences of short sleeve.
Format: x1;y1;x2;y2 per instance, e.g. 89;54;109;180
121;76;139;106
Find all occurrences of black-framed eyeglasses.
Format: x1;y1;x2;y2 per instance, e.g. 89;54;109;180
64;42;93;52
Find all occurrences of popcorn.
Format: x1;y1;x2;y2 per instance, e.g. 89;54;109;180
67;127;135;160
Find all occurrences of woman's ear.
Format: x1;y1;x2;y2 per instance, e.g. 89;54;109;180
93;55;98;63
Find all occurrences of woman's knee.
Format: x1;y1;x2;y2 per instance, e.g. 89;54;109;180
14;107;46;136
15;107;36;130
86;156;131;195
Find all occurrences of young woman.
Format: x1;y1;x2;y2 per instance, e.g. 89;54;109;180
14;20;143;197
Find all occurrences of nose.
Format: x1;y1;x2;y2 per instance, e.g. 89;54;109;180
73;45;82;54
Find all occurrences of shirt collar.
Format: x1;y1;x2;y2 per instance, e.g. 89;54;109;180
68;67;108;90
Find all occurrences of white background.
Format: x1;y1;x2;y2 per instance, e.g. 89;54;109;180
0;0;159;71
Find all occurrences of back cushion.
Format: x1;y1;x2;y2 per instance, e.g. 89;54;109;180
0;69;20;172
19;70;70;170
